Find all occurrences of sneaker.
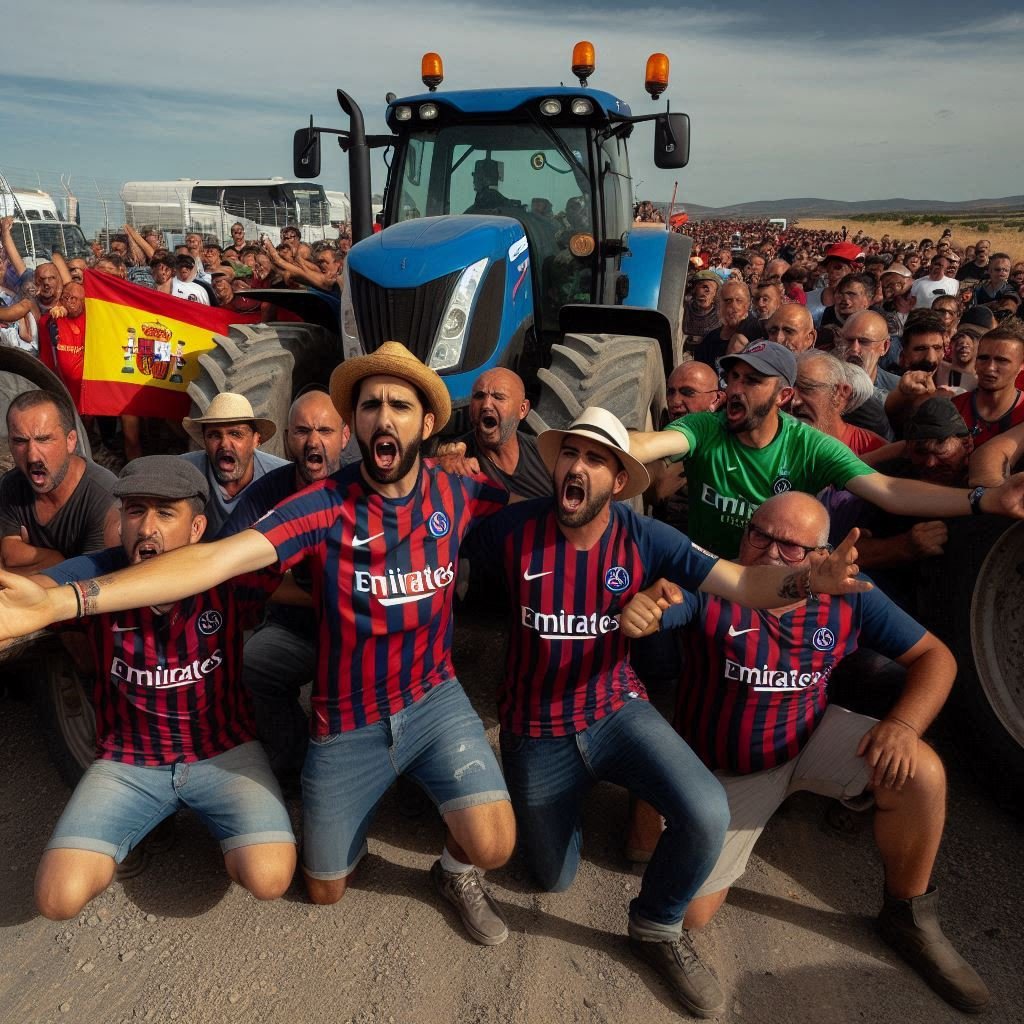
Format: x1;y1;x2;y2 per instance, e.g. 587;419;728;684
430;860;508;946
629;931;725;1019
877;887;990;1013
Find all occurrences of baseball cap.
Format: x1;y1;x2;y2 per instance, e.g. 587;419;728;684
718;340;797;387
960;306;996;330
822;242;864;264
112;455;210;504
904;398;969;441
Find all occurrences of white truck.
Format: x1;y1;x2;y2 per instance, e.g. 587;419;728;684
0;178;91;267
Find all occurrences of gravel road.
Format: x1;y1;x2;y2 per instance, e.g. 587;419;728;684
1;609;1021;1024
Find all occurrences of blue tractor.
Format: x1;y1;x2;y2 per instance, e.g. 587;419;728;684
188;44;693;440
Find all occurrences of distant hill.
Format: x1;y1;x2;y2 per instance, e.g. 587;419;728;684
663;196;1024;221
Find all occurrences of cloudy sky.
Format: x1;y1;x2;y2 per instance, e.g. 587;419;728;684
3;1;1021;217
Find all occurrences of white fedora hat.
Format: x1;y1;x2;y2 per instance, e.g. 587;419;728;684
182;393;277;447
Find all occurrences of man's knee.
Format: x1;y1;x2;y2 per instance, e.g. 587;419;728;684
304;871;350;905
663;776;730;849
875;740;946;810
446;801;516;870
34;851;114;920
227;843;296;901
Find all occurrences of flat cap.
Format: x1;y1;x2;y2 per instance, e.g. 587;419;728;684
112;455;210;504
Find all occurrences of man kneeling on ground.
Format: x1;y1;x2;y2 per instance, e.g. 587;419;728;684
29;456;296;918
621;490;989;1014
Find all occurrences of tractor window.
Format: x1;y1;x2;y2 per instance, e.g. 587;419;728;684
395;123;596;329
597;132;633;245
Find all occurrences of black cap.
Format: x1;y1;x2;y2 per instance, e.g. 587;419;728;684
960;305;996;330
718;340;797;386
905;398;969;441
112;456;209;504
174;254;195;268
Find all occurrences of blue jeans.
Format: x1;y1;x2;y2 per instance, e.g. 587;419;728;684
500;698;728;935
302;678;509;880
47;742;295;863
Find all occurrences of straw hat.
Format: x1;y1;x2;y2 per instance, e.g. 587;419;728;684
329;341;452;436
536;407;650;500
182;393;277;446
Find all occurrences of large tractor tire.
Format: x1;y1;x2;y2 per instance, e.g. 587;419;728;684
187;322;341;459
526;332;667;435
917;516;1024;812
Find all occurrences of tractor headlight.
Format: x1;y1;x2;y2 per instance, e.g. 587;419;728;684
429;257;488;371
571;98;593;115
394;105;413;122
419;103;439;120
539;98;562;116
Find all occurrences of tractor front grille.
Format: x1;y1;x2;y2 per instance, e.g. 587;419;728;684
349;269;461;363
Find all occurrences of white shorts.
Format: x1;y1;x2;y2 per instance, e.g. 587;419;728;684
694;705;875;898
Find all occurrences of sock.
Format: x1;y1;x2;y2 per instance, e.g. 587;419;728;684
440;846;475;875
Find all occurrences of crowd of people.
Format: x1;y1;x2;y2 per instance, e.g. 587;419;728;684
3;214;1023;1019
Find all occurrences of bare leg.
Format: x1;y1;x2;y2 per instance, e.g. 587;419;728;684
873;741;946;898
35;849;116;920
224;842;296;901
683;888;730;930
443;800;516;870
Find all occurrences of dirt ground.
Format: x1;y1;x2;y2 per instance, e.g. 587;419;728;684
1;609;1021;1024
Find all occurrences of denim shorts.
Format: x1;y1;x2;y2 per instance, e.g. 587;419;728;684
302;677;509;880
46;741;296;864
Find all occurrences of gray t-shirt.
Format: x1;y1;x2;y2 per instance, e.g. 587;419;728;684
179;448;290;536
457;430;551;500
0;460;117;557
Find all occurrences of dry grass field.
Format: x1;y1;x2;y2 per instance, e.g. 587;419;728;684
797;217;1024;263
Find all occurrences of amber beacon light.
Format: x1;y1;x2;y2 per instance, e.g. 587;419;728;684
572;41;596;86
421;52;444;91
645;53;670;99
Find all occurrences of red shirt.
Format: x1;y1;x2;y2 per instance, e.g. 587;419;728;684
952;389;1024;447
838;421;886;457
38;313;86;408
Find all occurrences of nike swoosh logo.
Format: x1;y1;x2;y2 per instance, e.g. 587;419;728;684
524;570;553;581
727;625;758;637
351;532;384;548
726;465;739;471
111;624;137;633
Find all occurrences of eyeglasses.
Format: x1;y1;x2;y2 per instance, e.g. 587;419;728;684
282;232;300;240
667;386;719;398
745;522;828;564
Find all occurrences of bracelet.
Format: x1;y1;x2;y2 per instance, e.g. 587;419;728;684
67;582;83;619
803;568;819;602
886;715;919;736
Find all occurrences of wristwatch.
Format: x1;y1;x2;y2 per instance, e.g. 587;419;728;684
968;486;986;516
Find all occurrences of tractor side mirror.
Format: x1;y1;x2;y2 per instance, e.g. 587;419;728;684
293;128;322;179
653;112;690;169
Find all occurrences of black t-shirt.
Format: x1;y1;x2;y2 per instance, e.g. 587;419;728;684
457;430;551;500
692;315;762;368
0;460;117;557
958;261;988;281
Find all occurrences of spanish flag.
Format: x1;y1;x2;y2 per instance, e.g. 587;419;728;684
78;270;261;418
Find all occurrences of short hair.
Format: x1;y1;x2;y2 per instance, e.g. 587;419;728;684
101;252;126;270
796;349;845;389
110;233;129;246
932;294;962;314
6;389;75;435
980;325;1024;347
836;272;876;295
990;252;1012;263
840;362;875;412
902;310;948;345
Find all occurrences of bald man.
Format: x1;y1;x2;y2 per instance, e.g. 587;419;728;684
622;491;988;1014
218;387;352;784
666;362;724;420
765;304;817;353
454;368;550;499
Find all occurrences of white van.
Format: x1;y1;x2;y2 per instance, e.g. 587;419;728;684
120;178;338;246
0;185;91;266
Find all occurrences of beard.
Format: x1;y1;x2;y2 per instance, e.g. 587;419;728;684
908;359;939;375
358;429;422;485
554;471;611;528
725;393;777;434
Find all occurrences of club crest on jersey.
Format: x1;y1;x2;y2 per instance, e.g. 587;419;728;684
427;511;450;538
197;610;223;635
604;566;631;592
812;626;836;651
772;476;792;494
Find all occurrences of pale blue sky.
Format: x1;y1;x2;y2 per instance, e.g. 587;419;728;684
3;2;1021;216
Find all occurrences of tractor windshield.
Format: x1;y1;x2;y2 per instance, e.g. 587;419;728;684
395;122;596;330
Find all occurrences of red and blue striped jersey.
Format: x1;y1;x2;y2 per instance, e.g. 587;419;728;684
666;583;925;773
467;500;718;737
44;548;275;766
253;460;507;735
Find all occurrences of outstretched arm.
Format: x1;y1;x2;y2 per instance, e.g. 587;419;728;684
700;528;870;607
0;529;277;641
969;425;1024;487
626;428;691;465
850;467;1024;519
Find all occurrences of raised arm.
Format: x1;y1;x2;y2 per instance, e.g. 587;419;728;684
0;529;278;641
847;467;1024;518
123;223;155;262
0;216;27;277
49;249;73;285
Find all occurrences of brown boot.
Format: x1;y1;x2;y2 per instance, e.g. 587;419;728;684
877;886;990;1013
